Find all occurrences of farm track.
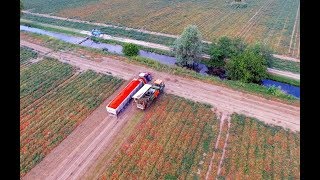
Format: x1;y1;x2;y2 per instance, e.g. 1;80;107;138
241;0;275;41
21;11;299;61
236;0;273;38
289;3;300;57
22;80;138;180
216;115;231;177
205;112;226;180
267;68;300;80
20;40;300;132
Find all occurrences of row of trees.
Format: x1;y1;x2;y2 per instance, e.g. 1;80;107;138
173;25;271;83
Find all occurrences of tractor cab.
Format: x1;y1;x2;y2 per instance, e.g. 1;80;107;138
91;29;102;37
138;72;152;83
152;79;165;92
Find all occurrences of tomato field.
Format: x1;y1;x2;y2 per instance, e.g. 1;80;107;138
24;0;300;57
86;95;299;179
99;94;219;179
217;114;300;179
20;58;124;176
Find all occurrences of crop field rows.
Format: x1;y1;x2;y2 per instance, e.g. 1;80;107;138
24;0;300;57
20;58;124;176
20;46;38;68
86;94;299;179
218;114;300;179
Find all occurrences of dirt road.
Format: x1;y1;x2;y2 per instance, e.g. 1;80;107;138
20;40;300;132
267;68;300;80
22;81;139;180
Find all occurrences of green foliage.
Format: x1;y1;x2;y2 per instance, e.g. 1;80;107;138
181;152;195;172
248;42;273;64
173;25;203;67
226;49;267;83
267;74;300;87
165;174;177;180
268;57;300;74
20;46;38;64
267;85;286;96
208;36;246;67
122;43;139;57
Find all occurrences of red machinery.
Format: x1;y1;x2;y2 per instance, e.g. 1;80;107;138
106;73;151;116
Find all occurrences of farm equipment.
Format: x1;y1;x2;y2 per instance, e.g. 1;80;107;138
106;72;152;116
132;79;165;110
91;29;102;37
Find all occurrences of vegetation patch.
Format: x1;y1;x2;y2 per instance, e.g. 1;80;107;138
20;46;38;64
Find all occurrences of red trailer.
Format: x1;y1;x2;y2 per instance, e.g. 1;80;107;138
106;73;151;116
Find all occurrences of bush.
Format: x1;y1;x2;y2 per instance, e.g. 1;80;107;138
226;49;267;83
208;36;247;67
267;85;285;96
248;42;273;65
122;43;139;56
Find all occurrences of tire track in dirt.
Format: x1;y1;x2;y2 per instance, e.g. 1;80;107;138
205;112;226;180
216;115;231;177
288;3;300;55
241;0;276;41
236;0;273;38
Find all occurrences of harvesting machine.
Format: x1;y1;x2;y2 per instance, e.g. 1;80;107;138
132;79;165;110
106;72;152;116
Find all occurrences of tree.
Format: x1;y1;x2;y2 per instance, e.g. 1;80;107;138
173;25;203;68
122;43;139;56
208;36;246;67
248;42;273;66
225;49;267;83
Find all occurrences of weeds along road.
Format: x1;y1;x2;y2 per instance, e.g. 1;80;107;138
21;40;300;132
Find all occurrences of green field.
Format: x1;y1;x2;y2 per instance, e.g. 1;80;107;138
24;0;300;57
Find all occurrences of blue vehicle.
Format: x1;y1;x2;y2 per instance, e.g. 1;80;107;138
91;29;102;37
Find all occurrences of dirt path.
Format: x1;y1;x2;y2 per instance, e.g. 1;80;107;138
272;54;300;62
205;112;227;180
216;115;231;177
21;11;300;61
21;40;300;132
289;3;300;55
22;80;138;180
267;68;300;80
